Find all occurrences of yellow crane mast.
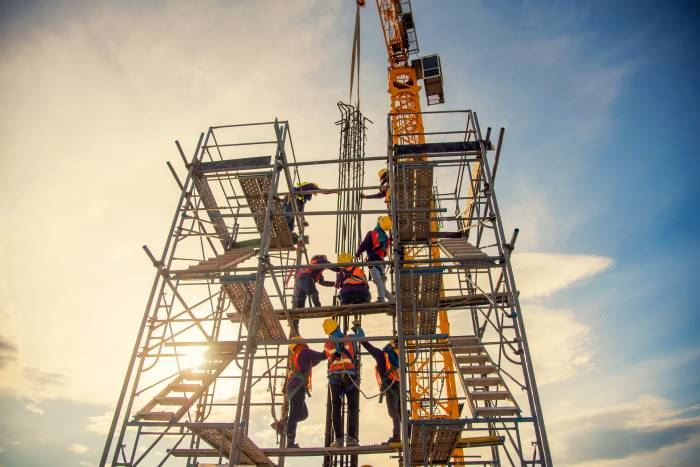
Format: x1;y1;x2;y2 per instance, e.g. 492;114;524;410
374;0;462;453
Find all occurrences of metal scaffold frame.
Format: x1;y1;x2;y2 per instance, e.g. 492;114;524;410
101;109;551;467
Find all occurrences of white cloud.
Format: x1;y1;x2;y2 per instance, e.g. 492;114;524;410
549;395;700;466
86;411;113;435
22;401;44;416
513;252;613;300
66;443;89;455
525;305;594;385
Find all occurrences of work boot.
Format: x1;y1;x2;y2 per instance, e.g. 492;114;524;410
385;435;401;445
287;441;300;449
330;438;343;448
346;437;359;447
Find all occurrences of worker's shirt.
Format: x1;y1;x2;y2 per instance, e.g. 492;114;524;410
361;341;387;375
334;267;369;294
296;268;334;287
365;173;390;199
296;348;327;374
356;228;390;262
292;183;319;205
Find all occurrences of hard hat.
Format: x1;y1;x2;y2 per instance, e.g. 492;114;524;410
311;254;328;265
337;252;353;264
289;336;303;352
323;318;339;335
378;215;392;231
377;168;388;178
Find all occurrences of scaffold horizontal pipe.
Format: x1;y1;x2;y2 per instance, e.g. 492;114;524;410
210;121;284;129
255;333;449;346
388;109;472;116
409;417;535;426
184;207;445;217
203;140;277;148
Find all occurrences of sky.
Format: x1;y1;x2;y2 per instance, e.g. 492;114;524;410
0;0;699;466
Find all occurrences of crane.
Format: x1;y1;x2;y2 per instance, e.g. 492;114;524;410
371;0;463;462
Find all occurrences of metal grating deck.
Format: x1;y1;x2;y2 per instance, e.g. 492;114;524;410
239;174;294;249
224;282;286;341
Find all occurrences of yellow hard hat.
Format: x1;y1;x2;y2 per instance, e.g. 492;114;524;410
289;336;303;352
337;252;353;264
378;215;392;231
323;318;339;335
377;168;387;178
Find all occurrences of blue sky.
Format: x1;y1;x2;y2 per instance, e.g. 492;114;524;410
0;1;699;466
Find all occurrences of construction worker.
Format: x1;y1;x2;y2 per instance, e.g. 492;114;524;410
352;323;401;444
335;253;371;305
323;318;360;447
282;181;329;233
355;216;395;302
283;336;327;449
291;254;334;332
360;167;390;206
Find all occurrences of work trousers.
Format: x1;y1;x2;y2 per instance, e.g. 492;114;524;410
383;380;401;439
328;374;359;441
285;387;308;444
292;275;320;332
369;264;394;302
283;199;304;232
339;289;370;305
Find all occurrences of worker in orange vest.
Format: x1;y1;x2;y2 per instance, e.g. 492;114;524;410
282;336;327;448
334;253;371;305
360;167;390;206
323;318;360;447
353;323;401;444
355;216;395;302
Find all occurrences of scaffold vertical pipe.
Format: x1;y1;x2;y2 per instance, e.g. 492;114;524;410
229;121;287;465
474;116;552;466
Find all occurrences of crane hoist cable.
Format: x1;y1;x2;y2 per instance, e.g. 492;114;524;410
349;1;362;109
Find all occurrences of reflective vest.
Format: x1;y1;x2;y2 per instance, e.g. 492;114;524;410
370;230;390;258
287;347;312;398
341;266;367;285
294;182;318;203
325;340;356;373
380;174;390;204
375;351;400;388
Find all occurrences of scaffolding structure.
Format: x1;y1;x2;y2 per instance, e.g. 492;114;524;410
100;108;551;466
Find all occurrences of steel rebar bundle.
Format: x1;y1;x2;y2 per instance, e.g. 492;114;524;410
335;102;370;256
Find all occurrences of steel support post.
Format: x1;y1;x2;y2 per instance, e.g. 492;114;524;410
389;137;413;467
